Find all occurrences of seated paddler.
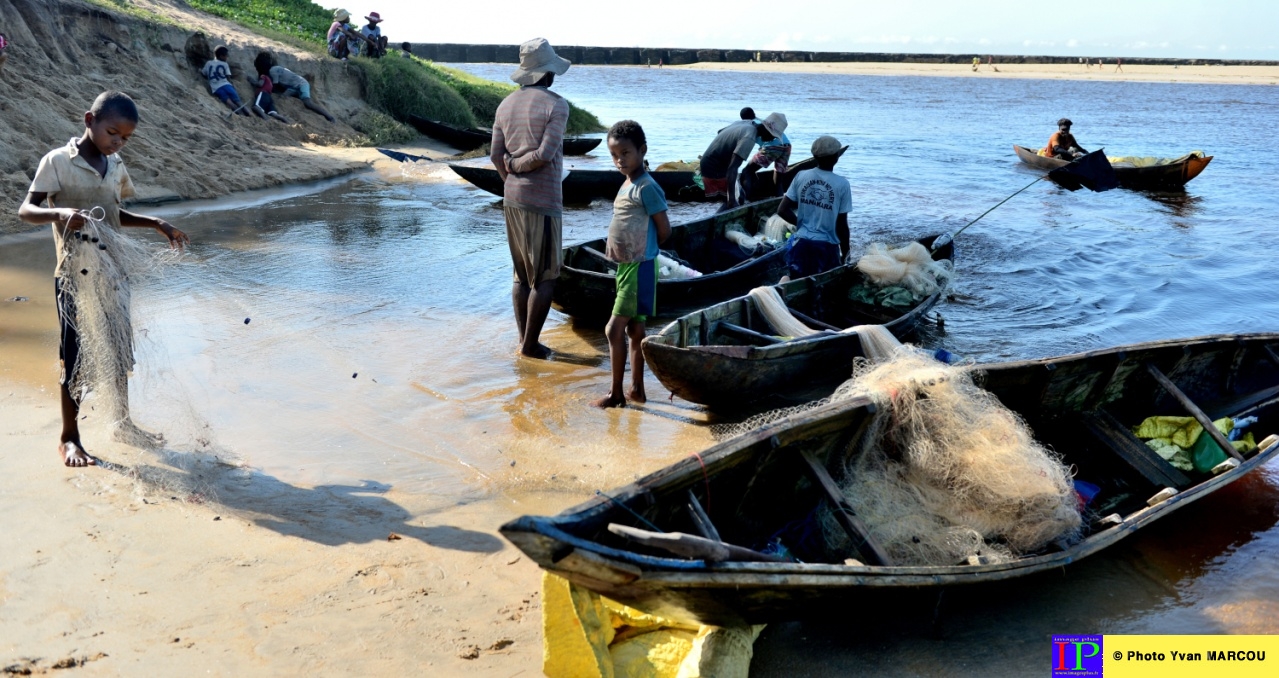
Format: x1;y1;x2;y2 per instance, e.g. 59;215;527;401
1041;117;1087;160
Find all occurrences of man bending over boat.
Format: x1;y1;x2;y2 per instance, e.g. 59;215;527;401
1042;118;1088;160
699;112;785;212
491;38;571;359
778;136;851;282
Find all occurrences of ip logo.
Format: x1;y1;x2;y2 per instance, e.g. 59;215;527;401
1052;635;1103;676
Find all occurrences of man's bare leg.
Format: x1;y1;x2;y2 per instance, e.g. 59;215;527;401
512;280;530;347
626;320;647;403
303;98;336;123
58;383;94;467
520;280;555;359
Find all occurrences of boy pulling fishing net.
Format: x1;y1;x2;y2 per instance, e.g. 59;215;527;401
18;91;189;467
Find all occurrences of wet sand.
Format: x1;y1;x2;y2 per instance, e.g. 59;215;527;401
677;60;1279;85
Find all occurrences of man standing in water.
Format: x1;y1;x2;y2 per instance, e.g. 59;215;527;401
491;38;571;359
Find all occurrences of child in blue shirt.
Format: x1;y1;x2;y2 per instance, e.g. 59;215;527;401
595;120;671;409
778;135;852;281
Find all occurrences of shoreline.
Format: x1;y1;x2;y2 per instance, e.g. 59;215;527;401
674;61;1279;85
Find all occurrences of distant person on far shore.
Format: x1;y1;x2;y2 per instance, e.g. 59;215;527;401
490;38;571;359
202;46;249;116
1115;57;1123;72
699;113;783;212
1098;58;1103;68
257;52;336;122
594;120;670;409
1041;118;1087;160
777;135;851;282
973;56;980;71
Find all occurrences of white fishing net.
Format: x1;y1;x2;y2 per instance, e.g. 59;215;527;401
855;241;953;298
714;326;1082;566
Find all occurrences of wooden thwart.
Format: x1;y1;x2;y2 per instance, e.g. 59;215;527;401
1079;409;1192;489
1145;363;1246;462
717;321;782;345
789;308;841;332
795;446;894;566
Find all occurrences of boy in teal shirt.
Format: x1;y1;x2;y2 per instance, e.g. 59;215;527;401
594;120;671;408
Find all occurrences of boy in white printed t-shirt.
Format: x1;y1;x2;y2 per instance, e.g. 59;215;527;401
777;135;852;281
594;120;671;409
202;46;248;116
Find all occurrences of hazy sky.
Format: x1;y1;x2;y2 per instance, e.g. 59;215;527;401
327;1;1276;59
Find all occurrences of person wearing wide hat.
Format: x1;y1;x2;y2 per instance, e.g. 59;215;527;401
489;38;572;359
326;9;356;60
359;11;389;59
739;112;791;200
700;110;786;212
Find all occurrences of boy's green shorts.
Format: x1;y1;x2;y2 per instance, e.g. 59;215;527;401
613;259;657;322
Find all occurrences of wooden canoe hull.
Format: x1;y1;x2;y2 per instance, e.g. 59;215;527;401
642;235;953;410
554;198;789;322
408;114;601;155
1014;144;1212;190
501;333;1279;625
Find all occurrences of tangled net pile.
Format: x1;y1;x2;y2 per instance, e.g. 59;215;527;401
60;208;179;446
715;327;1082;566
855;241;953;298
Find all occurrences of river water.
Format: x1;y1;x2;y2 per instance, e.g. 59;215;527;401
2;65;1277;672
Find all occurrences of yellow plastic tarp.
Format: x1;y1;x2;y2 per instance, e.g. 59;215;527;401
542;572;764;678
1134;415;1232;449
1107;150;1205;168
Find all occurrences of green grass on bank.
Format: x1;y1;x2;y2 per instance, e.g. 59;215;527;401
183;0;603;134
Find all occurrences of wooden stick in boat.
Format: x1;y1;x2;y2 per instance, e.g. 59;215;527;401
1264;344;1279;368
718;321;783;345
607;523;784;562
796;446;894;566
686;490;722;542
788;308;841;332
1144;363;1246;462
581;246;613;265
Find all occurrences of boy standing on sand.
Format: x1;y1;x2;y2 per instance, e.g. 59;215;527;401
777;135;851;282
594;121;670;409
17;91;188;467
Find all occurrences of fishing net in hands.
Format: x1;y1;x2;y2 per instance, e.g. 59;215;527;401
60;207;180;449
855;241;952;298
822;342;1082;565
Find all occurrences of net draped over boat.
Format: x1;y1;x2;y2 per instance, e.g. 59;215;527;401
854;241;952;298
714;327;1082;566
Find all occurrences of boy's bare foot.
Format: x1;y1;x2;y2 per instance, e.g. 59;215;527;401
593;394;626;409
520;343;553;360
627;387;647;404
59;441;96;467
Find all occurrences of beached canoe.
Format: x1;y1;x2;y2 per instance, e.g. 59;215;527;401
448;156;819;205
501;333;1279;625
641;235;954;410
407;115;602;155
554;198;789;322
1014;145;1212;190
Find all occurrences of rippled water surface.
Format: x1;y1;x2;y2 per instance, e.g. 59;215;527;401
3;65;1277;672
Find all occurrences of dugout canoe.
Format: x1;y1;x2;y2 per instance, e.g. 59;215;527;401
407;115;602;155
553;197;788;322
1014;145;1212;190
501;333;1279;626
641;235;954;410
448;156;819;205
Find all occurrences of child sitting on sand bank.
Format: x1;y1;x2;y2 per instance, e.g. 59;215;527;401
17;91;189;467
594;120;671;409
202;46;249;116
248;54;290;124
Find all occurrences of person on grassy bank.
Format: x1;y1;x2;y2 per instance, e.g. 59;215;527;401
490;38;571;360
17;91;188;467
594;120;670;408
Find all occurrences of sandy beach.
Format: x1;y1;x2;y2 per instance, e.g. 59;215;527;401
678;60;1279;86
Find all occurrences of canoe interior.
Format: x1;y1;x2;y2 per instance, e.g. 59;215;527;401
658;234;952;350
1013;144;1213;190
501;334;1279;624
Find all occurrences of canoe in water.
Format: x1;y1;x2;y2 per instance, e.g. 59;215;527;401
408;114;602;155
642;235;955;410
501;333;1279;625
1014;144;1212;190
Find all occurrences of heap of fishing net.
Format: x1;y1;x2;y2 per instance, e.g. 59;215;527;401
855;241;952;298
818;334;1081;565
60;209;178;448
